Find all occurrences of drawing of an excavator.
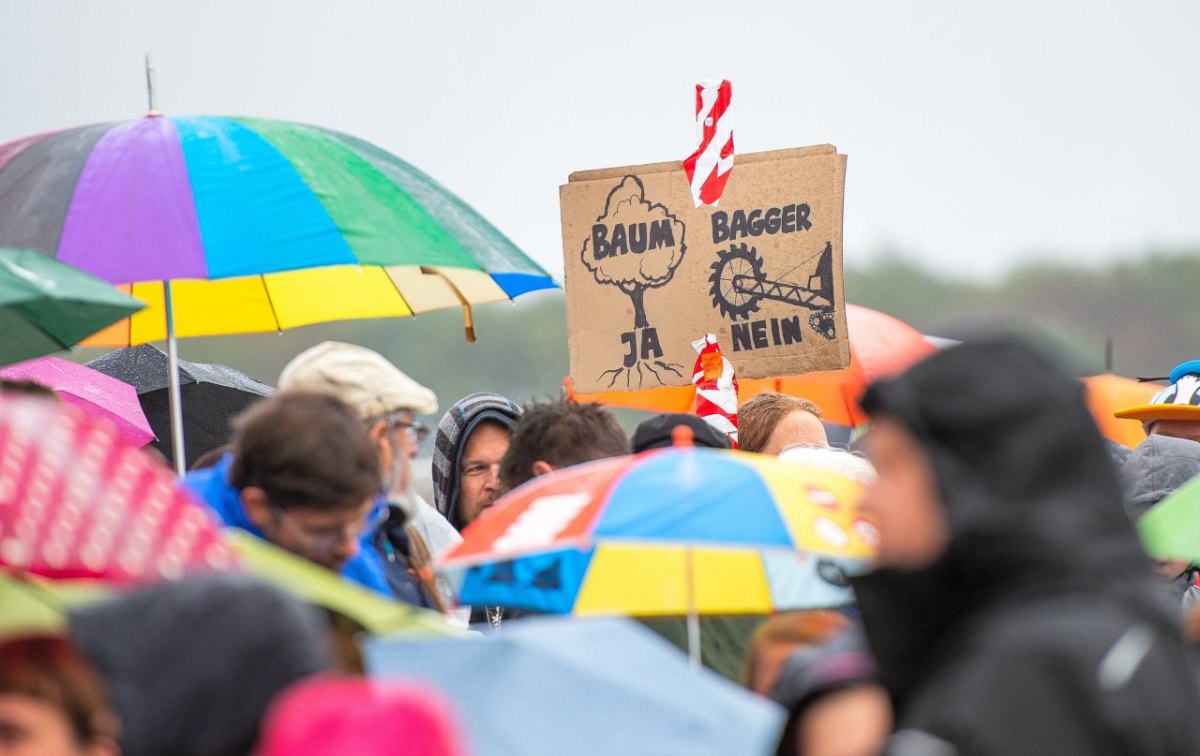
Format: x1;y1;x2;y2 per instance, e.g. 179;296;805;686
707;241;837;339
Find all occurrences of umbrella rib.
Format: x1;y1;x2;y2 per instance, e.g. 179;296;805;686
380;266;416;317
259;274;283;333
438;535;595;568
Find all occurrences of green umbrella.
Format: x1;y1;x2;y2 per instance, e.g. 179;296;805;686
227;530;462;637
1138;475;1200;562
0;248;144;366
0;572;110;637
0;534;463;640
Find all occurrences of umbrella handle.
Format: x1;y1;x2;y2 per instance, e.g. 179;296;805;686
685;546;701;668
164;282;187;475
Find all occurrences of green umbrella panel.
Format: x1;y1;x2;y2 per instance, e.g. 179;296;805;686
0;248;144;366
1138;475;1200;563
227;530;462;638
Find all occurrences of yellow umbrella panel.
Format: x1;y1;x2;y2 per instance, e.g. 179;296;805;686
84;265;511;346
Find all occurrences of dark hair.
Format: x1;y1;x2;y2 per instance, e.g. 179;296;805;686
0;635;115;744
499;400;629;490
230;392;380;512
0;379;59;401
738;391;822;453
189;444;232;472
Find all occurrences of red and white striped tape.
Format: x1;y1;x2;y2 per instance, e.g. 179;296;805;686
691;333;738;448
682;79;735;207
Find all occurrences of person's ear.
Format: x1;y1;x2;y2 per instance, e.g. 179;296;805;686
366;419;392;451
367;419;389;442
531;460;555;478
366;419;395;466
240;486;273;530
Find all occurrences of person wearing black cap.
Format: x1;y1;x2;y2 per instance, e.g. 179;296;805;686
631;413;733;452
632;413;747;677
853;337;1200;754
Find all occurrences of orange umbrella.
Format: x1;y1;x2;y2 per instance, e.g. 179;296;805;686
1082;374;1157;449
568;304;937;426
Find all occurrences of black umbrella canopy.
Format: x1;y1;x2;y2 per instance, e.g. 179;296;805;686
86;345;274;469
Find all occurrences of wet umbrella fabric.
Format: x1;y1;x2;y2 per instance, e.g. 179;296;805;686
86;345;272;469
366;616;785;756
0;355;154;447
0;115;557;472
439;448;873;617
0;248;143;365
0;115;556;343
0;395;235;583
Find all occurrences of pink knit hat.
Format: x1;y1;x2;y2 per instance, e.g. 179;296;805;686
259;676;467;756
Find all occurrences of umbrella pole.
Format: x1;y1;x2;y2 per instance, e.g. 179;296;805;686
685;546;701;668
164;281;186;476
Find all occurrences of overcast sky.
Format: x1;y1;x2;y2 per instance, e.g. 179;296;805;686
4;0;1198;282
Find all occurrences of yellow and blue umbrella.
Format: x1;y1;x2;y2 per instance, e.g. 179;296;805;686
439;444;875;660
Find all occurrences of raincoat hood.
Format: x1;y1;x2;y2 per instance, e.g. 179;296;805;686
68;574;329;756
1120;433;1200;519
183;454;392;596
431;392;522;530
851;337;1163;713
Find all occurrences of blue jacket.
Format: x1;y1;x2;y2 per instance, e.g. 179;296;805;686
183;454;392;596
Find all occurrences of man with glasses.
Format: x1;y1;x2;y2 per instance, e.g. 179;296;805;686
185;391;391;593
278;341;459;613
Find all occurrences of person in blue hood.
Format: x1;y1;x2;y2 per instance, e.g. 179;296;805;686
185;391;391;594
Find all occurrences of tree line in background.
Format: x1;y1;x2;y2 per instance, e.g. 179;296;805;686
847;248;1200;377
75;248;1198;433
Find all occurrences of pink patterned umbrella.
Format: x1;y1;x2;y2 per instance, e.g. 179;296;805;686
0;395;235;583
0;356;154;447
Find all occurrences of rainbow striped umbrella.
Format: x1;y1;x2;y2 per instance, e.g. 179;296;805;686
0;113;555;469
438;446;875;662
0;114;554;343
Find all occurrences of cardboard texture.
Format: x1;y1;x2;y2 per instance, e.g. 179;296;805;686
561;145;850;393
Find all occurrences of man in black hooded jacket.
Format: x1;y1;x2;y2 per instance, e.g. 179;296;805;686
852;337;1200;755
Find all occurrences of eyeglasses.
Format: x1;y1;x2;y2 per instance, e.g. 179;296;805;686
272;503;389;556
385;414;429;445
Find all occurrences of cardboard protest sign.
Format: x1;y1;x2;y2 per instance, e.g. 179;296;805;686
561;145;849;393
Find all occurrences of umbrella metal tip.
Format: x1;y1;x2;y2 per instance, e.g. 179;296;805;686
671;424;695;448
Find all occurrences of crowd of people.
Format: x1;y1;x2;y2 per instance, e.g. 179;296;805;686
4;336;1200;755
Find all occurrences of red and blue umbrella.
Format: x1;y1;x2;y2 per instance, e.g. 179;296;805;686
440;447;874;615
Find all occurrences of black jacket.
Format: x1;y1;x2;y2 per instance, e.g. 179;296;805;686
853;338;1200;755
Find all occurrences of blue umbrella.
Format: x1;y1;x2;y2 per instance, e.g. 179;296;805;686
366;616;784;756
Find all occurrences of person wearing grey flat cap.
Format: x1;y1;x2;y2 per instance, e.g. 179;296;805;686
279;342;460;616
